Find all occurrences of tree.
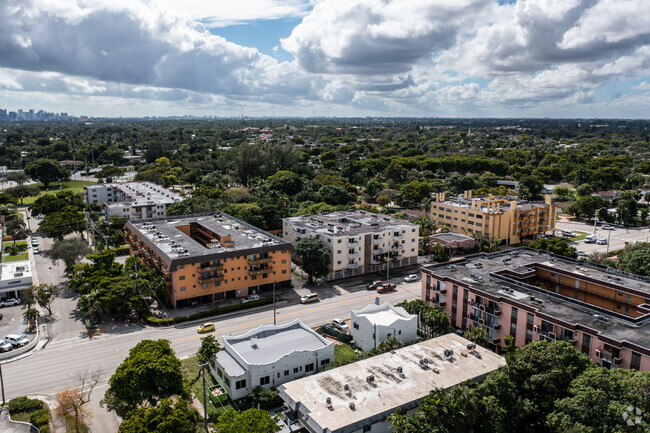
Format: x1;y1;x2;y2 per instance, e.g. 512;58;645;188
56;370;102;433
215;408;280;433
117;399;199;433
24;158;70;187
196;335;221;368
31;191;86;217
294;237;331;284
38;207;86;240
6;185;40;205
529;237;577;259
548;368;650;433
376;194;391;207
95;165;125;181
575;183;593;197
6;171;29;185
23;306;40;331
51;237;92;274
616;242;650;276
5;217;30;245
376;335;404;352
102;339;185;417
23;284;57;315
463;326;489;347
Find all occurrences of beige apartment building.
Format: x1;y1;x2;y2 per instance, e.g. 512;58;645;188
430;191;557;245
283;211;419;280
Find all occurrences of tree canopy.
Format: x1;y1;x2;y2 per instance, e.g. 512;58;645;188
24;158;70;186
215;408;280;433
117;399;199;433
294;237;331;283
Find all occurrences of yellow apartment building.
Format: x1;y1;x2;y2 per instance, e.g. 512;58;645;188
430;191;557;245
125;212;292;308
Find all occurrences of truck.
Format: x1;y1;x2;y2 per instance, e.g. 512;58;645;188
584;234;597;243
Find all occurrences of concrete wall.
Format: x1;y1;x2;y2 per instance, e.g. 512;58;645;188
351;310;417;352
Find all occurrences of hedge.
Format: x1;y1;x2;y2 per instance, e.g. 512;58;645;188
144;297;274;326
7;396;43;414
30;408;50;431
110;245;130;256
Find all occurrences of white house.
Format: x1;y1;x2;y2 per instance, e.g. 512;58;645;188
351;302;418;352
212;319;334;400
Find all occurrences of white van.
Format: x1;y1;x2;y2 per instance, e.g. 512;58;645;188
584;234;597;243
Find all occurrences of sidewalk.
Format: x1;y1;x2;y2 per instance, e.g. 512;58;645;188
0;407;37;433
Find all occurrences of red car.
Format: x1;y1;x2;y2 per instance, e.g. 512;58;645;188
377;283;397;293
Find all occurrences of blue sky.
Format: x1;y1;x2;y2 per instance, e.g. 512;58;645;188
0;0;649;118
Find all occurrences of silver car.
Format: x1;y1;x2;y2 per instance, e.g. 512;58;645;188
5;334;29;347
0;340;12;352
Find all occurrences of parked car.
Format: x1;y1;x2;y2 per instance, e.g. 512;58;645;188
5;334;29;347
321;323;337;334
404;274;419;283
300;293;320;304
332;319;348;332
584;234;598;243
33;247;40;254
31;238;38;246
596;238;608;245
576;250;587;256
0;340;12;352
0;298;21;307
197;322;215;334
242;294;260;303
601;224;614;230
377;283;397;293
367;280;383;290
562;231;576;237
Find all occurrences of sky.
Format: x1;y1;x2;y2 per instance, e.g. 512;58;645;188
1;0;650;118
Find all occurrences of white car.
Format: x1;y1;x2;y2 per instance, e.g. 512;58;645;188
404;274;419;283
242;294;260;303
596;238;608;245
33;247;40;254
576;250;587;256
562;231;576;237
0;298;21;307
5;334;29;347
332;319;348;332
601;224;614;230
0;340;12;352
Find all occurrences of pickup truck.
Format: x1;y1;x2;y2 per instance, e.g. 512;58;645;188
377;283;397;293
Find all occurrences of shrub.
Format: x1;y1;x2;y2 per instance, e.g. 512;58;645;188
143;297;273;326
7;396;43;414
30;408;50;428
111;245;130;256
247;386;283;410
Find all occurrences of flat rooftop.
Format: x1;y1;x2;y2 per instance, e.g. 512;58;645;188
279;334;505;433
89;182;184;207
424;249;650;349
217;320;332;376
285;210;416;237
0;260;32;280
126;212;291;266
434;198;550;212
353;302;415;326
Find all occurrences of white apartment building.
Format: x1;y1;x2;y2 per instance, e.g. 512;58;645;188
351;302;418;352
283;211;419;280
83;182;184;219
212;320;334;400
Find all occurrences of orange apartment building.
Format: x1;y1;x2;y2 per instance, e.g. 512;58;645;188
430;191;557;244
125;213;292;308
421;249;650;371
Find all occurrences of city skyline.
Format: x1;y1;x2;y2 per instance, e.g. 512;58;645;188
1;0;649;118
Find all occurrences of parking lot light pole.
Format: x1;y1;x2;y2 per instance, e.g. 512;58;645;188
198;361;209;432
0;359;5;405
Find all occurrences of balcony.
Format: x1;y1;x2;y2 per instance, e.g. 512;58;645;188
390;244;401;251
439;287;447;294
372;237;383;245
392;233;404;240
249;267;272;276
248;257;273;265
347;251;360;259
492;323;501;331
198;274;224;283
347;263;360;270
197;263;224;272
494;309;502;317
491;338;501;345
348;239;359;245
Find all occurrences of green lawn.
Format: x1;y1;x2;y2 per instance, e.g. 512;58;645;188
23;180;97;204
334;343;360;364
181;356;236;421
3;253;29;262
568;231;590;242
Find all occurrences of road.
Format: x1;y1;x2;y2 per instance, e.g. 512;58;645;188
2;281;421;400
555;220;650;255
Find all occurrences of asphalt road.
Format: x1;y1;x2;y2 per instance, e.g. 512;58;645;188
2;280;421;400
555;220;650;255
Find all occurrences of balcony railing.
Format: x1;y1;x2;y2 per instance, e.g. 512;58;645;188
372;237;383;244
249;267;272;276
248;257;273;265
198;274;224;283
197;263;224;272
347;251;360;259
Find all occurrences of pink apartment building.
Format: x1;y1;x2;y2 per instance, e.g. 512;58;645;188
421;249;650;371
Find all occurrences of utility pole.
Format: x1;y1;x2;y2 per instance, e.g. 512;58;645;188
198;361;209;432
273;283;277;325
0;357;5;406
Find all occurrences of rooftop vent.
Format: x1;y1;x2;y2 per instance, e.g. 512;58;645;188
444;349;454;358
344;384;349;392
366;375;375;384
326;397;331;404
467;343;476;351
349;402;356;410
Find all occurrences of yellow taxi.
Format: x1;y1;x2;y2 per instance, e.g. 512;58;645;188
197;322;215;333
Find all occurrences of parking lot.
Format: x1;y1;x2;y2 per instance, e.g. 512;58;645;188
555;220;650;255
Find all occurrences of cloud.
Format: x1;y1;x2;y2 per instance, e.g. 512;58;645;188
632;81;650;90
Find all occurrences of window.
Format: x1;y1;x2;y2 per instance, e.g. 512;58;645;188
282;269;287;274
260;376;270;386
179;264;184;269
631;352;641;370
179;286;186;291
398;330;402;335
284;370;289;376
293;367;299;373
305;363;315;373
235;379;246;390
277;373;280;378
320;359;330;366
353;322;359;329
363;426;372;432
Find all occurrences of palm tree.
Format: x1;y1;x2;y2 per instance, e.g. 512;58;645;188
23;307;40;331
463;326;489;347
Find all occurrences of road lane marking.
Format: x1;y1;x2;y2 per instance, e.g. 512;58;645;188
172;282;420;344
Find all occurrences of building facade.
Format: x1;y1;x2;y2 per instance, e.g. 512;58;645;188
430;191;557;245
84;182;184;219
213;320;334;400
279;334;506;433
125;212;292;308
283;211;418;280
421;249;650;371
350;302;418;352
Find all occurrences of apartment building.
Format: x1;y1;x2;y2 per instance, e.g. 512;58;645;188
279;333;506;433
421;249;650;371
124;212;292;308
84;182;184;219
283;211;418;280
212;320;334;400
430;191;557;245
